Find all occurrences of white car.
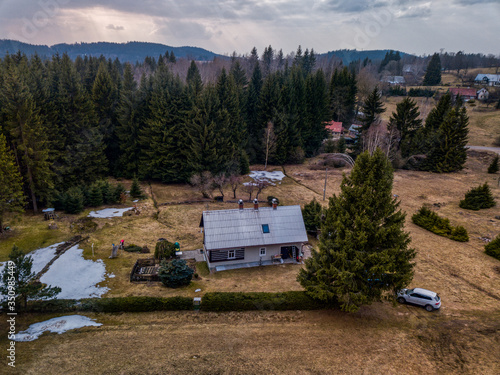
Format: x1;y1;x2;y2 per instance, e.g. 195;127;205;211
397;288;441;311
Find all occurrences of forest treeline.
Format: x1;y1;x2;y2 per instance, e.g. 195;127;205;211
0;46;470;213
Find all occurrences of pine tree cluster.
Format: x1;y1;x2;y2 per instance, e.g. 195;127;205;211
459;183;496;210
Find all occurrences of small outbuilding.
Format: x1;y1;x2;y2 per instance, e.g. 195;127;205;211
200;199;308;271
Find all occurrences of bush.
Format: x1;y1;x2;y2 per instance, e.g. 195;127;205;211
388;85;406;96
154;239;176;260
124;244;143;253
450;226;469;242
488;155;499;174
408;88;434;97
412;206;469;242
80;296;193;312
158;259;194;288
201;291;329;312
459;183;496;210
485;235;500;260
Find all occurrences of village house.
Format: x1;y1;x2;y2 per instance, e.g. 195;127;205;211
449;87;477;101
324;120;343;138
200;199;308;271
474;74;500;86
477;88;489;101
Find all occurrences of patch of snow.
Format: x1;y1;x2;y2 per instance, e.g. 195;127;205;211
40;245;110;299
15;315;101;342
133;199;139;203
0;243;64;303
248;170;286;185
88;207;133;218
107;273;116;278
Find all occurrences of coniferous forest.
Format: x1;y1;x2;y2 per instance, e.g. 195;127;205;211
0;46;469;213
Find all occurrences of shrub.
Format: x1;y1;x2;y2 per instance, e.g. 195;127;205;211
124;244;143;253
459;183;496;210
488;155;499;174
71;217;98;233
485;234;500;260
412;206;469;242
450;226;469;242
80;296;193;312
408;88;434;97
201;291;330;312
154;239;176;260
158;259;194;288
388;85;406;96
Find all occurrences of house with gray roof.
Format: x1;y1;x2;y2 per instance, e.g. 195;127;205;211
475;74;500;86
200;199;308;271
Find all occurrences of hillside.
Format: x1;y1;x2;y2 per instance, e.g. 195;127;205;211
0;40;222;62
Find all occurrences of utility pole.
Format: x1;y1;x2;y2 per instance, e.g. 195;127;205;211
323;168;328;201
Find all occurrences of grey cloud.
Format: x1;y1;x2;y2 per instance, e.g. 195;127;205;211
454;0;500;5
106;24;124;31
154;19;213;40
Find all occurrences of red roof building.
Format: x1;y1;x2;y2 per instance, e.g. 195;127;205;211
449;88;476;100
324;121;343;136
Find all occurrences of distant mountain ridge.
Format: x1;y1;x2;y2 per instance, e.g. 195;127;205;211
323;49;412;65
0;40;222;62
0;39;412;64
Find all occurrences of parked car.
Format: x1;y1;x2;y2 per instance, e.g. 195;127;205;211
397;288;441;311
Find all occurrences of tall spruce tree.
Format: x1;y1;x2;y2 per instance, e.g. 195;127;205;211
423;53;442;86
0;133;26;232
360;87;386;132
423;106;469;172
329;67;357;125
298;149;415;312
388;97;422;157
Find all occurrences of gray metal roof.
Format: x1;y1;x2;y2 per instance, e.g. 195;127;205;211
201;205;308;250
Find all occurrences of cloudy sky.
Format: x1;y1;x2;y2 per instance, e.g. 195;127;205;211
1;0;499;56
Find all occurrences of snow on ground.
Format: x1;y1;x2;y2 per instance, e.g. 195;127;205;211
245;170;286;186
15;315;101;342
88;207;133;218
40;245;110;299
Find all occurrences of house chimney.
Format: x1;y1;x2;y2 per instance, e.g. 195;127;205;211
238;199;244;210
253;198;259;210
272;198;278;210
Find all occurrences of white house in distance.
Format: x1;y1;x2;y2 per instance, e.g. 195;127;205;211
200;199;308;271
475;74;500;86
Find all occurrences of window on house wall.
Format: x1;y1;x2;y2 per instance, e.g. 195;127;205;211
228;249;236;259
260;247;266;256
262;224;270;233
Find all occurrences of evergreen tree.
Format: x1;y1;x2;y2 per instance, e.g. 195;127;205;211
360;87;386;132
130;175;144;199
0;133;26;232
487;155;499;174
302;198;323;234
245;63;264;162
388;97;422;157
64;186;84;214
298;149;415;312
459;183;496;210
329;67;357;125
186;60;203;97
423;107;469;172
88;182;104;207
158;259;194;288
303;69;329;156
423;53;442;86
0;246;61;309
0;66;53;212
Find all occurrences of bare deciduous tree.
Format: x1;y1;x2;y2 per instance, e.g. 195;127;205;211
255;180;270;199
242;183;255;202
228;174;242;199
213;173;228;198
189;171;215;199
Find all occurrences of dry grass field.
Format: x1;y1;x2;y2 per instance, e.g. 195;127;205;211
1;149;499;374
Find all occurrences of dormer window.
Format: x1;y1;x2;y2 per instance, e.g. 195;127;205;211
262;224;270;233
